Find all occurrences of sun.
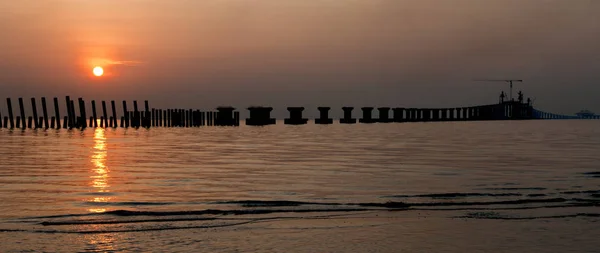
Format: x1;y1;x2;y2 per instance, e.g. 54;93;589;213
93;66;104;77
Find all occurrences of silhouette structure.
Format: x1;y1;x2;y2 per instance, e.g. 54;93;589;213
246;106;275;126
359;107;376;123
340;107;357;124
315;107;333;124
284;107;308;125
0;93;597;130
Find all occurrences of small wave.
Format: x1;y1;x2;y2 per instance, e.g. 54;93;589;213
561;190;600;195
582;172;600;177
78;192;118;196
102;207;372;217
34;221;257;234
41;217;219;226
215;200;332;207
409;198;568;207
81;201;174;207
387;192;522;198
527;194;547;197
480;187;547;191
457;212;600;220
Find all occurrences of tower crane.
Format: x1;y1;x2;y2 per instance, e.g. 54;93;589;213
473;79;523;101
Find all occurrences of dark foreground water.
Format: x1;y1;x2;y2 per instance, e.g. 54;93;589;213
0;120;599;252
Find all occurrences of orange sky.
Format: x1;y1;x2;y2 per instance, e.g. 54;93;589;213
0;0;599;115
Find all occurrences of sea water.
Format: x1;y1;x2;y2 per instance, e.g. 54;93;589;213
0;120;599;252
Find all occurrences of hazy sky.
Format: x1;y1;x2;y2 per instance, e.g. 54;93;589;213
1;0;599;116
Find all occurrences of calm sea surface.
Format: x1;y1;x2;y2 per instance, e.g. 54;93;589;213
0;120;599;252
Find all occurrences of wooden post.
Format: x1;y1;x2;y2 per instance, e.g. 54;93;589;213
167;109;171;127
7;98;15;129
18;98;26;130
71;99;78;128
185;109;189;127
63;116;68;128
159;109;163;127
2;116;7;128
133;101;139;128
30;98;39;128
122;101;129;128
130;111;134;127
16;116;21;129
50;117;55;128
144;100;149;128
19;98;27;129
27;116;33;129
102;101;108;128
65;96;73;129
151;109;156;127
41;97;49;129
91;100;98;128
78;98;87;129
120;117;125;128
53;98;60;129
111;101;117;128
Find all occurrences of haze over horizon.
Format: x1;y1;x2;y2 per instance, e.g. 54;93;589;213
1;0;599;117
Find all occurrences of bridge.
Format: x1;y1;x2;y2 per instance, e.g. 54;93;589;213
0;96;597;130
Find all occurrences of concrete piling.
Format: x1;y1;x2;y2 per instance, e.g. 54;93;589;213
246;106;276;126
216;107;236;126
378;107;392;123
359;107;376;123
284;107;308;125
315;107;333;124
392;108;404;122
340;107;357;124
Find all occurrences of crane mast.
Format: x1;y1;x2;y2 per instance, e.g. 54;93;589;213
473;79;523;101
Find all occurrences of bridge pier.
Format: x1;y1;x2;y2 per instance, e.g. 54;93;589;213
315;107;333;124
340;107;357;124
216;106;237;126
413;109;420;122
440;109;447;121
246;106;276;126
405;109;412;122
393;108;404;122
431;109;439;121
378;107;392;123
360;107;376;123
285;107;308;125
420;109;429;121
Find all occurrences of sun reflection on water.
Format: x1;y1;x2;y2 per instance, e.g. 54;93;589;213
89;128;111;213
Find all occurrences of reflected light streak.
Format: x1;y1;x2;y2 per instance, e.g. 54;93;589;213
89;128;111;213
